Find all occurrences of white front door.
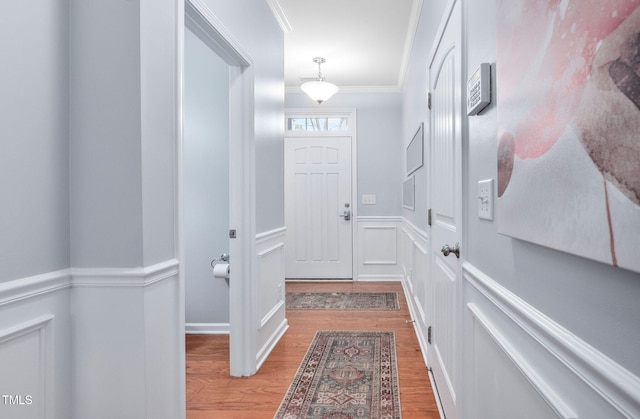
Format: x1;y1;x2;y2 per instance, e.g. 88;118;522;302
285;137;353;279
428;1;463;418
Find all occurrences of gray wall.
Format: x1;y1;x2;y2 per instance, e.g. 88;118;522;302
202;0;285;234
0;2;73;418
69;0;144;268
0;0;70;282
69;0;177;269
401;0;449;229
184;27;230;324
285;92;403;217
403;0;640;378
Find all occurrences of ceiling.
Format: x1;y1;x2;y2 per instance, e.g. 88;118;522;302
268;0;423;93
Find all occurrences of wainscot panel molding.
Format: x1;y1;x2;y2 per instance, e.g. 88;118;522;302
357;217;403;281
0;269;71;307
398;217;430;368
468;303;578;419
0;271;71;419
255;227;289;371
463;262;640;418
71;258;181;419
185;323;230;335
0;315;54;419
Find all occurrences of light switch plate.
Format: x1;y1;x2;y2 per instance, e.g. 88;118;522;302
478;179;493;220
362;195;376;205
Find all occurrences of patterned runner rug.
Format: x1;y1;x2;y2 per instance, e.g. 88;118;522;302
274;331;401;419
285;292;399;310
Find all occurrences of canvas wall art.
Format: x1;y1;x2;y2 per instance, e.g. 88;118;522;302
496;0;640;273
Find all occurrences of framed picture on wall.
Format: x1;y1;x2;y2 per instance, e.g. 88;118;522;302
406;123;424;176
496;1;640;273
403;176;415;211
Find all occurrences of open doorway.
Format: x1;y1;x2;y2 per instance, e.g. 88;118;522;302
180;0;257;377
183;21;230;337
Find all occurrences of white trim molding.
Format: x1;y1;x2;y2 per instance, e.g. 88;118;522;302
254;226;288;371
468;303;578;419
256;317;288;371
185;323;230;335
463;262;640;418
0;269;70;307
71;259;179;288
356;217;403;281
265;0;292;33
0;315;54;419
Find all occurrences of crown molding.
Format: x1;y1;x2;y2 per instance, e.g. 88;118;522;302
397;0;424;89
265;0;292;33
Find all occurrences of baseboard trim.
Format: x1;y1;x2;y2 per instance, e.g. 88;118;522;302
256;318;289;370
357;275;402;282
185;323;230;335
463;261;640;418
0;269;71;307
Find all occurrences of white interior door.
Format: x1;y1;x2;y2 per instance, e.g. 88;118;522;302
285;137;353;279
428;1;463;418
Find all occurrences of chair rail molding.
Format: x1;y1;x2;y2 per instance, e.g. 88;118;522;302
71;259;179;288
0;269;71;307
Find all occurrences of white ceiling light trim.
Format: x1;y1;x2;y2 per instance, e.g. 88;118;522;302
300;57;339;104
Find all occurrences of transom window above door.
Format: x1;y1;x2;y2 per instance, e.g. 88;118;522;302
287;117;348;132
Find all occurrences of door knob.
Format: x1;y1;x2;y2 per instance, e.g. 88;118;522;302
440;243;460;258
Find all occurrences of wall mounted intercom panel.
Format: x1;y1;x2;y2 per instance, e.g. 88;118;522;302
467;63;491;116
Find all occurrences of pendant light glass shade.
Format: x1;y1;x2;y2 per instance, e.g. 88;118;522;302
301;57;339;104
300;80;339;104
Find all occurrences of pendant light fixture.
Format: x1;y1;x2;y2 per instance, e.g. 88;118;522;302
300;57;339;104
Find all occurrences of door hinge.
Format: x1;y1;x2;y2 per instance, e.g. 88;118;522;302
428;209;432;226
427;91;432;110
427;326;432;344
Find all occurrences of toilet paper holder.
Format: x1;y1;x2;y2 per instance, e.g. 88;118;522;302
210;253;230;269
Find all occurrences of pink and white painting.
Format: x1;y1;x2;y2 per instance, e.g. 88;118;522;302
496;0;640;273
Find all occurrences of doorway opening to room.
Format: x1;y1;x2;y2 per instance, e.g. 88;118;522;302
284;109;357;281
181;0;256;378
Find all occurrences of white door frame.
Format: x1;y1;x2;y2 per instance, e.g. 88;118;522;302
178;0;258;378
284;108;358;280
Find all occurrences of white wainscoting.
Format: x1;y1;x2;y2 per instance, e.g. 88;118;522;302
0;270;72;419
462;262;640;419
398;218;431;367
71;259;182;419
357;217;403;281
255;227;288;370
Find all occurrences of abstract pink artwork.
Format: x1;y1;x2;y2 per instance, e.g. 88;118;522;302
496;0;640;273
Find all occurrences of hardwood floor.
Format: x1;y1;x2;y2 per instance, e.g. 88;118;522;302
186;281;440;418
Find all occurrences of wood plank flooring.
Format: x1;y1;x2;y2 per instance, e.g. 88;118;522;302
186;281;440;418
